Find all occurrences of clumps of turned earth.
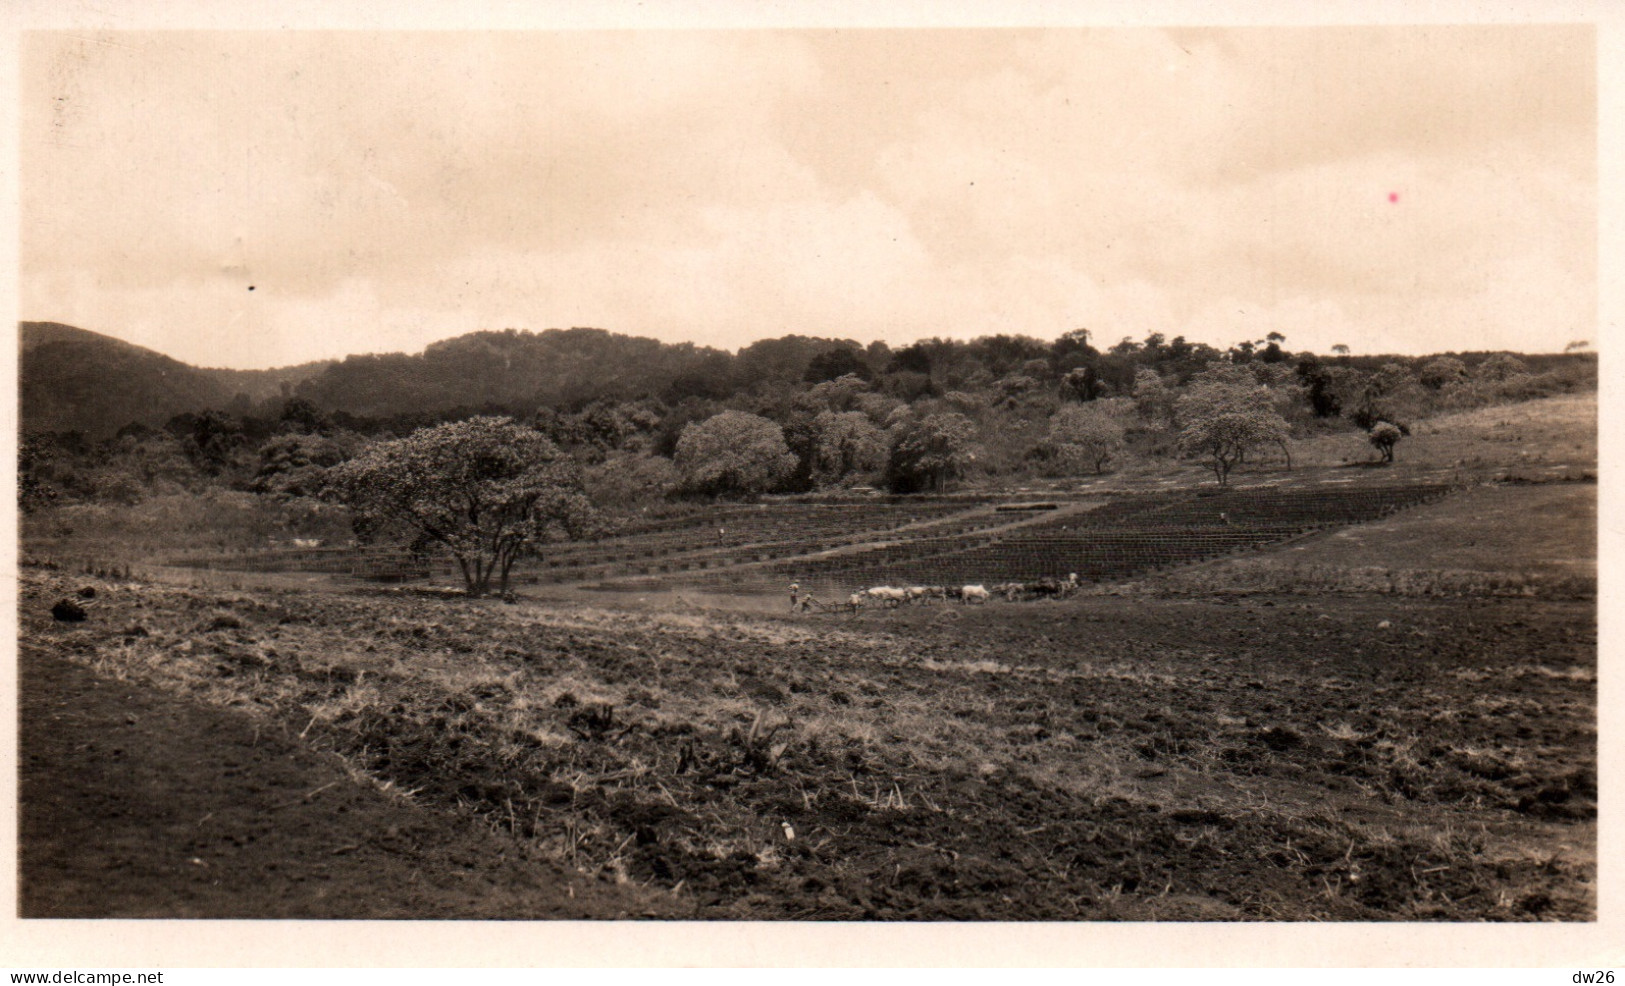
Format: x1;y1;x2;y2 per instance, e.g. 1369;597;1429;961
51;598;88;622
19;568;1595;920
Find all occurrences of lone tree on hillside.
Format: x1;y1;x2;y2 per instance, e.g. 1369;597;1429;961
1175;381;1290;486
327;417;596;597
1368;421;1403;464
674;410;797;497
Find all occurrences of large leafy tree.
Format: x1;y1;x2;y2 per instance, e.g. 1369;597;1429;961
1062;365;1103;402
810;411;886;486
1175;381;1290;486
1474;353;1530;383
327;417;595;596
886;411;981;493
168;410;247;475
1046;404;1125;475
1132;367;1176;425
673;410;796;496
18;436;59;513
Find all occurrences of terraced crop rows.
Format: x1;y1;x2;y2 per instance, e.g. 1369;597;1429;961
169;483;1457;596
711;484;1459;598
170;501;990;585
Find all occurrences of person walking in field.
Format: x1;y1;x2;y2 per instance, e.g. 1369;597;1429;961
789;582;801;611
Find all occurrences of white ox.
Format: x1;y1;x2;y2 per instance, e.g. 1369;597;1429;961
864;586;910;608
961;585;991;604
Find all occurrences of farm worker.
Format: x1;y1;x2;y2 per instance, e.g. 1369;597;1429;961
789;582;801;611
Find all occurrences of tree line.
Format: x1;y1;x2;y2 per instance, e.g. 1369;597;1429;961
20;329;1594;594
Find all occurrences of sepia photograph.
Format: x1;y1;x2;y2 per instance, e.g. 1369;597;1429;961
6;2;1612;968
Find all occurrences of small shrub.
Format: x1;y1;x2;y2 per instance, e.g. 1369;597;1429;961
1368;421;1403;463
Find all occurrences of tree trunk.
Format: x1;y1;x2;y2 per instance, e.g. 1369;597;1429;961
1276;438;1293;471
468;555;493;597
498;550;518;595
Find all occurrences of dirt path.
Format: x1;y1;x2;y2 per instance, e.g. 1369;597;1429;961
18;643;698;919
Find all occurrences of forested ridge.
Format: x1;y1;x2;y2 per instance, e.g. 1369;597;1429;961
20;320;1595;536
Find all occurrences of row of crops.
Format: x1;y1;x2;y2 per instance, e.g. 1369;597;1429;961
168;500;1002;584
691;483;1459;598
169;482;1457;592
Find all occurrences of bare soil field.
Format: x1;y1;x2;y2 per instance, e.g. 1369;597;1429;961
19;642;691;918
20;524;1595;919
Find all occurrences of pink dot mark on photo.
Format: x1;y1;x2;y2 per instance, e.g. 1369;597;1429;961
1388;192;1400;203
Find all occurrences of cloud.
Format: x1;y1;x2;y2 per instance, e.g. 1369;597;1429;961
20;27;1595;366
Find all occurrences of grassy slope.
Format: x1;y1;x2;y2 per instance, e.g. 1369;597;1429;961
1265;484;1592;576
959;391;1596;497
1287;392;1596;479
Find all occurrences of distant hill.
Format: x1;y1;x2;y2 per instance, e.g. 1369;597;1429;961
289;328;837;418
31;317;1589;442
19;322;333;438
21;322;237;437
17;321;829;437
19;321;128;353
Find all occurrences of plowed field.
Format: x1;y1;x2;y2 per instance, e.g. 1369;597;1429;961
20;544;1595;920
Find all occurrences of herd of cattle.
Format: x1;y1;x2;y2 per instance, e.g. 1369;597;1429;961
790;574;1083;613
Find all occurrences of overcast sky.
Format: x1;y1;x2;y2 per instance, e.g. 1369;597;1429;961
20;25;1596;369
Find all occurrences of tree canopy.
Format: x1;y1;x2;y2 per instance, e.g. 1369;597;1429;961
1174;380;1290;486
810;410;887;486
673;410;797;496
326;417;595;596
1368;421;1403;463
1046;404;1126;475
886;411;981;492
